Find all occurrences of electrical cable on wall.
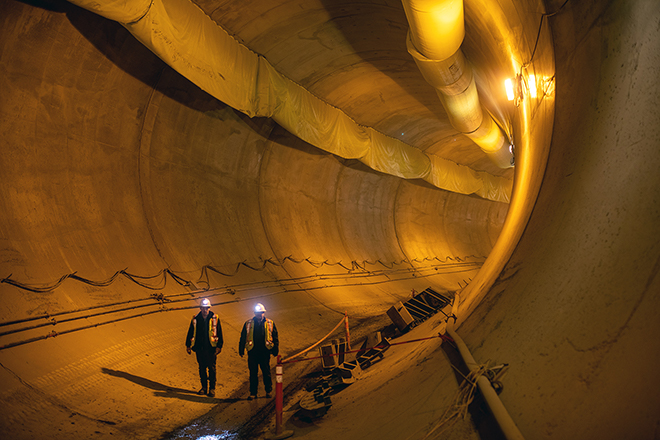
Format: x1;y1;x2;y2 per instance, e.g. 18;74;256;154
511;0;571;108
0;258;483;350
1;255;485;294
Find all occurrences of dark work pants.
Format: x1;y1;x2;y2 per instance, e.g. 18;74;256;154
247;351;272;395
196;350;217;389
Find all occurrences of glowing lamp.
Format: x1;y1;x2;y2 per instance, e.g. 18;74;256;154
528;74;537;98
505;78;514;101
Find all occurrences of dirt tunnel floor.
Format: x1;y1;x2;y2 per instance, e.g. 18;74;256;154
163;312;484;440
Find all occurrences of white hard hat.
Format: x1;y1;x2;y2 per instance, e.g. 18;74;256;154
200;298;211;308
254;303;266;313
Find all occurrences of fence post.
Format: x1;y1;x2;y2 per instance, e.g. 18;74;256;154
344;311;351;350
266;355;294;439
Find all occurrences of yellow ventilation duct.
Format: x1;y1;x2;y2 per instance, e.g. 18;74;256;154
63;0;513;201
401;0;514;168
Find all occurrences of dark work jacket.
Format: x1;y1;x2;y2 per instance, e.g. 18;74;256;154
185;311;223;353
239;316;279;357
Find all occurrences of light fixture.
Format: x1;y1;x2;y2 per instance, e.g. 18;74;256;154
504;75;523;106
504;78;515;101
505;71;539;106
528;74;537;98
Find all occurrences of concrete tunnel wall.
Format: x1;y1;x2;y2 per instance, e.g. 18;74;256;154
457;1;660;439
1;1;659;440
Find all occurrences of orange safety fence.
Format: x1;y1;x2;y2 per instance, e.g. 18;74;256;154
281;312;350;363
281;333;454;365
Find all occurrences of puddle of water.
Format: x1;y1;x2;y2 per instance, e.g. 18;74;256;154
166;422;240;440
194;435;238;440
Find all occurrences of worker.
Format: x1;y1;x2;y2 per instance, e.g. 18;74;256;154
238;302;279;400
185;298;223;397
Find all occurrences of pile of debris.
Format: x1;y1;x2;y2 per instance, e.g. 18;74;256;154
292;287;453;422
295;335;382;421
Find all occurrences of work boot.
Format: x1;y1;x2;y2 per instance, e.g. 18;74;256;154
265;392;272;398
247;394;257;400
197;387;207;395
208;389;215;397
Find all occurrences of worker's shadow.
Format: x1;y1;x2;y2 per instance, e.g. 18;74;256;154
101;368;240;403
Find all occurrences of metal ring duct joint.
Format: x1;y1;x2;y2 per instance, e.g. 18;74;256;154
402;0;514;168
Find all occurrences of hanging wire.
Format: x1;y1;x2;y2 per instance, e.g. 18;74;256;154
517;0;572;95
526;0;572;68
1;255;485;294
0;257;484;350
422;361;497;439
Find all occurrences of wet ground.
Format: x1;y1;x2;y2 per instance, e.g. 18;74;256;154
162;359;316;440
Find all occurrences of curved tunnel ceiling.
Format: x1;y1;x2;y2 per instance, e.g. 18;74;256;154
10;0;660;439
64;0;542;203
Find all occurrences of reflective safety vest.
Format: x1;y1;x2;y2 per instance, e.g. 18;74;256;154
245;318;274;351
190;314;220;348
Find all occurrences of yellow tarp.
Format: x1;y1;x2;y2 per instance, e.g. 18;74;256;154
66;0;512;203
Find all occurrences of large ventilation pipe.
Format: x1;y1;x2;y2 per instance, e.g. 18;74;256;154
401;0;514;168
